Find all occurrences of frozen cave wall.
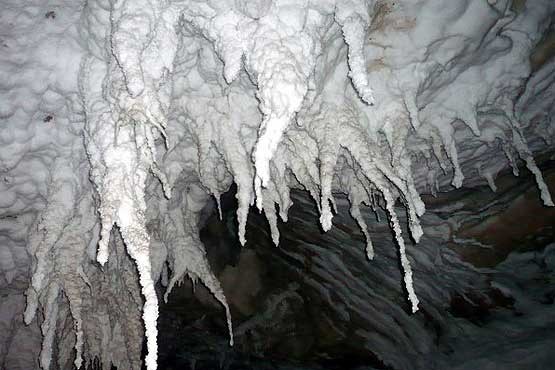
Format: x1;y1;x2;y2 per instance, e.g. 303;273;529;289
0;0;554;369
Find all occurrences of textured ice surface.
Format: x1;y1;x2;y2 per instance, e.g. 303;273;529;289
0;0;554;369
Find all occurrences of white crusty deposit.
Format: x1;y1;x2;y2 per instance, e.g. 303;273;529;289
0;0;554;369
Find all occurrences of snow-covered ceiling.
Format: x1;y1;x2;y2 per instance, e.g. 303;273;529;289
0;0;554;369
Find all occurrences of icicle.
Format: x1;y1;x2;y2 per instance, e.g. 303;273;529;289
484;171;497;192
432;138;448;173
503;144;519;176
236;193;249;246
211;11;246;83
370;190;381;222
405;201;424;243
399;157;426;241
350;201;374;260
220;134;252;246
267;149;292;223
372;160;424;242
276;181;292;223
198;272;234;346
512;129;554;206
254;116;294;211
215;193;223;221
96;206;115;266
119;218;159;370
69;302;84;369
264;196;280;246
248;29;313;211
320;200;334;232
39;284;61;370
382;188;420;313
161;189;234;347
237;198;249;246
319;150;339;232
338;15;375;105
342;143;419;310
439;129;464;188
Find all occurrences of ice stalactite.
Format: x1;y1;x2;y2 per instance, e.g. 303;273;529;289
335;1;375;105
158;182;233;344
381;186;419;313
511;127;554;206
80;0;182;368
82;56;162;369
348;189;375;260
24;157;98;370
245;16;319;212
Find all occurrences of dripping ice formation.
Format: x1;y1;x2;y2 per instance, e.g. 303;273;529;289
0;0;553;369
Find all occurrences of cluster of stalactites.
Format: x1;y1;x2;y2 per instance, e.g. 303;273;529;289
79;1;237;369
171;0;555;319
163;0;424;312
34;1;555;370
175;0;379;241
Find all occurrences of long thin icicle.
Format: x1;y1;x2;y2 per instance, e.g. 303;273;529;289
382;188;420;313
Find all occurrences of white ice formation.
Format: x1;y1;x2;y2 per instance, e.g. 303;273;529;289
1;0;554;369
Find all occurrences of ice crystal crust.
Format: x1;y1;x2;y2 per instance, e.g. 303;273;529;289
0;0;554;369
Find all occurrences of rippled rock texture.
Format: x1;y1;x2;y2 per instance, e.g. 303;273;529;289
157;158;555;370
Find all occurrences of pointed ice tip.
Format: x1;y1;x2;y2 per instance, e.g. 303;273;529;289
411;223;424;244
96;249;108;266
452;171;464;189
413;234;422;245
362;91;375;106
255;198;263;213
411;303;419;314
254;177;264;212
319;212;333;232
163;188;172;200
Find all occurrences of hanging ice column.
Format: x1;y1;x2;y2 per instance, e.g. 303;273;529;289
335;0;376;105
82;1;180;369
247;21;317;210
